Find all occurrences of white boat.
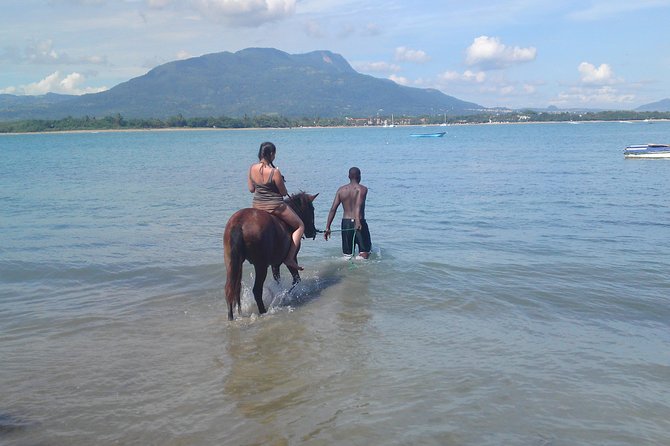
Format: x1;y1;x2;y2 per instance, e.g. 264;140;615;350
624;144;670;159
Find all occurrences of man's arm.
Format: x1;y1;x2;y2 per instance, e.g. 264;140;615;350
324;191;341;240
353;187;367;230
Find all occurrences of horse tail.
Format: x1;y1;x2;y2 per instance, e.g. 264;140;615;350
224;223;245;320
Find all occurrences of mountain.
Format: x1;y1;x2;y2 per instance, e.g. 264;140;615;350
0;92;72;107
0;93;74;118
636;98;670;112
0;48;483;121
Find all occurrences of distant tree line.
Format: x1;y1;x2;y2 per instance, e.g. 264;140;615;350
0;113;350;133
1;110;670;133
430;110;670;125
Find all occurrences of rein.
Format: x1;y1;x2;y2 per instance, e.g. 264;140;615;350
315;227;360;268
314;228;356;233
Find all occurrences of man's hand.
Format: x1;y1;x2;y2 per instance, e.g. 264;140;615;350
324;229;331;241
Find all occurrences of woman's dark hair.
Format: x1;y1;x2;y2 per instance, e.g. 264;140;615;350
258;142;277;168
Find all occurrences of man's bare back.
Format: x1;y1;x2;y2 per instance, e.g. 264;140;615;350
336;183;367;220
324;167;371;258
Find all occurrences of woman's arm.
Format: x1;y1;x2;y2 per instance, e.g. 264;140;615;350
273;168;289;196
247;166;256;193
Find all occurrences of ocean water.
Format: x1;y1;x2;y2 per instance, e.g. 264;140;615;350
1;122;669;445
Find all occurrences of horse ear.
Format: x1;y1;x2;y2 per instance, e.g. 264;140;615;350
308;193;319;202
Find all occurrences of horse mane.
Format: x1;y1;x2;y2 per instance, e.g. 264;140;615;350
287;191;310;208
286;191;317;239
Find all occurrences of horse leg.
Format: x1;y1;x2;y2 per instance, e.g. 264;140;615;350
272;264;281;282
224;225;245;321
253;264;269;315
290;269;301;286
289;247;301;285
224;259;244;322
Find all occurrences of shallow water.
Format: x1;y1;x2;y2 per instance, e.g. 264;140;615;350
1;122;669;445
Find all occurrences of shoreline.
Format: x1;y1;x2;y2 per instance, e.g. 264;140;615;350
2;118;669;136
0;127;258;136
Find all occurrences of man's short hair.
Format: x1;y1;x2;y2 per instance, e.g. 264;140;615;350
348;167;361;180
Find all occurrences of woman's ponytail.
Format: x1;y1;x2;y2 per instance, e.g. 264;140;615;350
258;142;277;168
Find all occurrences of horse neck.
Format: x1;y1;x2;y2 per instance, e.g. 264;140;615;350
287;195;305;219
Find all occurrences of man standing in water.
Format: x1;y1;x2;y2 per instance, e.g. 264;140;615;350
324;167;371;259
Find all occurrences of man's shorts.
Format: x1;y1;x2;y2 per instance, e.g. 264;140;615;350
341;218;372;255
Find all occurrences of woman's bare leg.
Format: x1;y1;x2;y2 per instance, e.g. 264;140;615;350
286;226;304;270
274;205;305;270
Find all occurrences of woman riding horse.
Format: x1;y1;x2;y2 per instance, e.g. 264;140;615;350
248;142;304;271
223;141;318;320
223;191;318;320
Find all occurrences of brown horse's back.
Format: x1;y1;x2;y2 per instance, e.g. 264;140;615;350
223;192;317;320
223;208;291;319
224;208;291;267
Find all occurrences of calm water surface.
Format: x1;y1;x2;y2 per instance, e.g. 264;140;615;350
1;122;669;445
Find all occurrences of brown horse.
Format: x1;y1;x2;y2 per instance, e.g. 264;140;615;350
223;192;318;320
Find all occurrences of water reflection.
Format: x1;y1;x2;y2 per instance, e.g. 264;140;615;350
221;261;374;443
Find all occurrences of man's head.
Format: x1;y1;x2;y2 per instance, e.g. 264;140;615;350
348;167;361;182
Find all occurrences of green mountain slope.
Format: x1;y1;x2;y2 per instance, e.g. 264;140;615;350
0;48;483;120
636;98;670;112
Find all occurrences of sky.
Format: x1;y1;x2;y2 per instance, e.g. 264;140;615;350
1;0;669;110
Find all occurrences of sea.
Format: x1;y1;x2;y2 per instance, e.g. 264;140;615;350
1;121;669;445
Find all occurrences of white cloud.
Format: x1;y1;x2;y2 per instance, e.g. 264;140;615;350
440;70;486;83
365;23;381;36
147;0;173;7
304;20;324;38
523;84;536;94
465;35;536;69
1;39;107;66
176;50;192;60
25;39;61;64
578;62;618;84
0;71;107;95
83;55;106;64
59;72;86;92
53;0;105;4
394;46;430;63
353;61;401;74
569;0;670;21
440;71;461;82
389;74;410;85
553;85;635;106
319;21;383;40
191;0;296;26
425;69;542;106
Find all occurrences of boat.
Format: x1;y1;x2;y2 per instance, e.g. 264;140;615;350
410;131;446;138
623;144;670;159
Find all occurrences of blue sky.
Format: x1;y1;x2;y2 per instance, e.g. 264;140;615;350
1;0;669;109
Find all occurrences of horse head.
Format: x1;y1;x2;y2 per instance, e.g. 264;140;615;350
287;192;319;239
